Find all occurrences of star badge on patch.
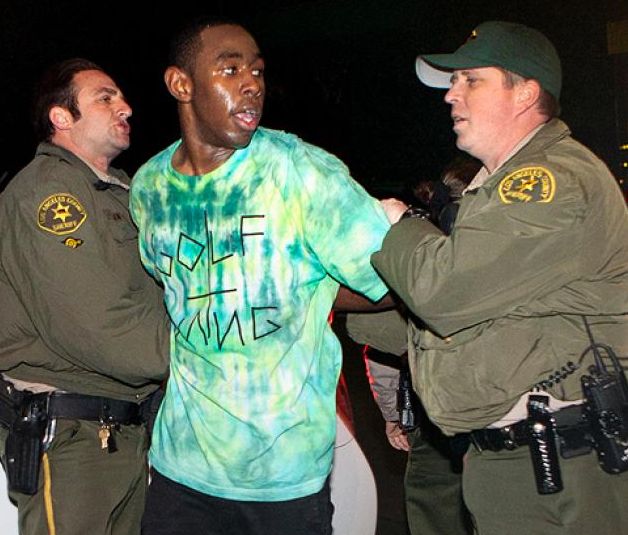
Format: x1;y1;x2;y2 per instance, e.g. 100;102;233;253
37;193;87;235
498;167;556;204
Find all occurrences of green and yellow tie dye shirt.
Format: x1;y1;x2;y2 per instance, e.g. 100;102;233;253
130;128;390;501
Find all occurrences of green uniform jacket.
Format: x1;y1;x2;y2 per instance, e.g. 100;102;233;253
0;143;169;401
372;119;628;435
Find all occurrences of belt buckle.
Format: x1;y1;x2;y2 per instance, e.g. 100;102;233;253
499;425;517;450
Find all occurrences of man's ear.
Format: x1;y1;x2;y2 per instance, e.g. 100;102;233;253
515;79;541;113
164;66;192;103
49;106;74;131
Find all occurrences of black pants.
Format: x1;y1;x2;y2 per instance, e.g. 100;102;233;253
142;470;333;535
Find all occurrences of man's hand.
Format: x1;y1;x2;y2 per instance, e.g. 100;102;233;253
385;421;410;451
380;198;409;224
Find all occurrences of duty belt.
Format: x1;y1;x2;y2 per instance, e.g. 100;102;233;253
45;392;144;425
0;379;149;426
469;404;592;457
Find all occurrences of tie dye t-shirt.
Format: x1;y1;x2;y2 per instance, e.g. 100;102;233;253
130;128;389;501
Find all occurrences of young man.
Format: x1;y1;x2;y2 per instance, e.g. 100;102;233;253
0;59;169;535
130;19;390;535
373;21;628;534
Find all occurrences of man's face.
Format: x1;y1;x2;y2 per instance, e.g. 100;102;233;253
68;70;132;160
186;24;265;150
444;67;518;164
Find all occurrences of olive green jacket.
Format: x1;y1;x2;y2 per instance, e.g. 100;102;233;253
372;119;628;434
0;143;169;401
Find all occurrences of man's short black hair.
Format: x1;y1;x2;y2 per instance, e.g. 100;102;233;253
168;16;246;73
32;58;104;142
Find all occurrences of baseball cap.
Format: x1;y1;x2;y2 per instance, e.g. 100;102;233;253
415;21;562;100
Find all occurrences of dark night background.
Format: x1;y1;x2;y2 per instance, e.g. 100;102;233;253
1;3;626;533
1;0;627;197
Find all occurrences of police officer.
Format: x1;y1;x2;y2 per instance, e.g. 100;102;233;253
352;310;473;535
0;58;169;535
349;158;480;535
373;21;628;534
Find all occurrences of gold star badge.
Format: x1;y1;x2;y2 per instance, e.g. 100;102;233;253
52;201;72;223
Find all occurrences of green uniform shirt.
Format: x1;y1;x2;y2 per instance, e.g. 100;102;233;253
372;119;628;434
0;143;168;400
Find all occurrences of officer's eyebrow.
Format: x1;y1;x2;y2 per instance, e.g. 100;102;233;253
450;70;476;83
91;86;119;96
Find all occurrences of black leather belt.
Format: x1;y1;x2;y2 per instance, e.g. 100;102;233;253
0;377;154;426
469;405;589;453
45;392;143;425
469;419;529;451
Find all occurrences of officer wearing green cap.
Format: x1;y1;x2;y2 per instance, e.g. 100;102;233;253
370;20;628;535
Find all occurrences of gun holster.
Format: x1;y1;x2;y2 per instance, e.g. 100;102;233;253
5;394;49;495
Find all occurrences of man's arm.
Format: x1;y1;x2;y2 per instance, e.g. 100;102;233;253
291;142;391;303
345;307;409;356
333;287;394;312
372;174;585;336
1;175;169;385
366;358;410;451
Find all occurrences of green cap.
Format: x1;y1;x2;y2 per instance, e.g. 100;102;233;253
416;21;562;100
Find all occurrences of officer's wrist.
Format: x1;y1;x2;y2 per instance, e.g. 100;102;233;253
400;206;430;221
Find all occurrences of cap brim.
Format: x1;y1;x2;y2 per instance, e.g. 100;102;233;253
415;57;452;88
416;53;495;88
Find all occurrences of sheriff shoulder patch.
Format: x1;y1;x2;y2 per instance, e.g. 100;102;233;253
498;167;556;204
37;193;87;235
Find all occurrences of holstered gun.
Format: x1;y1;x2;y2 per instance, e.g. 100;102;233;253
5;394;48;495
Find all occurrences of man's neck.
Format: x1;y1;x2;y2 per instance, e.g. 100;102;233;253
483;121;547;174
50;135;112;174
464;121;547;194
480;116;548;174
173;113;239;176
172;137;235;177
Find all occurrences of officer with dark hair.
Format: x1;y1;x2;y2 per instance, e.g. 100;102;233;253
0;58;169;535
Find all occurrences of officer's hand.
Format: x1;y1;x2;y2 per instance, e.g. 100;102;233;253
385;421;410;451
380;198;408;224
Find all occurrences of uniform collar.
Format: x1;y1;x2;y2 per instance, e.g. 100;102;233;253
36;142;130;190
464;119;571;194
78;156;129;190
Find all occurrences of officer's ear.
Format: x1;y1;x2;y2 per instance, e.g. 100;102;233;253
515;79;541;114
164;66;192;103
49;106;74;132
